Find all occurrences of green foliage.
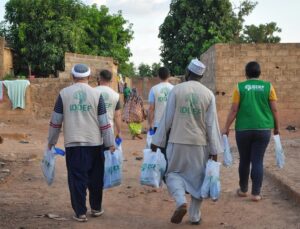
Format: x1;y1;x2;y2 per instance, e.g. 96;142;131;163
151;63;161;77
138;63;152;77
239;22;281;43
74;5;133;71
159;0;281;75
159;0;238;75
1;0;133;77
119;62;137;77
3;73;15;80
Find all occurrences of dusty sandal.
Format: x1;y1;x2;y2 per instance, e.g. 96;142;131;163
251;195;262;202
237;189;247;197
72;214;87;222
171;203;187;224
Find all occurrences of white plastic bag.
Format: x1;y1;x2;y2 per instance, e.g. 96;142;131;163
140;148;166;188
103;148;123;189
41;146;56;186
222;135;233;167
273;135;285;168
200;159;221;201
146;132;153;149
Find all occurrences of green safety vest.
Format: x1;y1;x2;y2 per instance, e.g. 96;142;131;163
235;79;274;130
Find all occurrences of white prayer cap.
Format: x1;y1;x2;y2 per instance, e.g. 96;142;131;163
71;64;91;78
187;58;206;76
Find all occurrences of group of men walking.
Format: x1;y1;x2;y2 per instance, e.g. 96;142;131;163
47;57;278;225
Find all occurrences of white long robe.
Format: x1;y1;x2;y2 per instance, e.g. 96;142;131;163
152;84;223;199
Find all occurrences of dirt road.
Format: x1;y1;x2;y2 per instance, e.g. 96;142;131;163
0;120;299;229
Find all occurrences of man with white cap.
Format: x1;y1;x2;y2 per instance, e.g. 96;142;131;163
151;58;223;225
48;63;115;222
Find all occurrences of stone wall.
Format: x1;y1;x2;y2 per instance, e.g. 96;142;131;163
60;52;118;91
0;37;13;79
203;43;300;128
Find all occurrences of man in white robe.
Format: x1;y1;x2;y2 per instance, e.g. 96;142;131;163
151;59;223;225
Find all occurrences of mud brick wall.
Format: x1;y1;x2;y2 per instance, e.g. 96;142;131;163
60;52;118;91
203;43;300;128
0;37;13;79
131;77;181;100
200;45;216;91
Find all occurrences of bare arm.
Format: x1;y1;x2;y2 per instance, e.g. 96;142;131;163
270;100;279;135
114;109;122;138
222;103;239;136
148;103;155;129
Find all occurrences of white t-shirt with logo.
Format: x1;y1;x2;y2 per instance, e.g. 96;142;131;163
148;82;174;127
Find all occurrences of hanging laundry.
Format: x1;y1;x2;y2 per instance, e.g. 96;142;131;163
3;80;30;109
0;81;3;102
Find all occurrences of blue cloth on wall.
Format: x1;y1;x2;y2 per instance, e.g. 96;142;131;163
3;80;30;109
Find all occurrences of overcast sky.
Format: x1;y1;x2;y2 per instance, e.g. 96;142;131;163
1;0;300;66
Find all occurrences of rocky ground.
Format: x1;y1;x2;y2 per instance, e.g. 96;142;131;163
0;120;300;229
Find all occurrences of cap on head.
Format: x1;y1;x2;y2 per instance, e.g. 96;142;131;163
187;58;206;76
71;64;91;78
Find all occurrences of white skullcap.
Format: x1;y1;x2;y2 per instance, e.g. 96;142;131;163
71;64;91;78
187;58;206;76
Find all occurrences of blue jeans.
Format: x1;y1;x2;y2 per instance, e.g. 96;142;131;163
66;145;104;216
236;130;271;195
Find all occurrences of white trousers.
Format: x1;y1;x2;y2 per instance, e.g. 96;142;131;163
166;173;202;222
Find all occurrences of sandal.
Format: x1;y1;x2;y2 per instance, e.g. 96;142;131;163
72;214;88;222
171;203;187;224
91;209;104;217
251;195;262;202
237;189;247;197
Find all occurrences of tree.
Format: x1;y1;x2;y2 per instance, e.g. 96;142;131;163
74;5;133;75
151;62;161;77
159;0;238;75
239;22;281;43
0;1;133;77
119;62;137;77
159;0;281;75
138;63;152;77
2;0;82;76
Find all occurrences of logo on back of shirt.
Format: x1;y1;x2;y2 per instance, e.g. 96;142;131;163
70;90;92;112
101;92;112;109
158;87;171;102
245;84;265;91
179;93;201;116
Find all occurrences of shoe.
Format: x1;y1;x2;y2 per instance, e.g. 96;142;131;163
251;195;262;202
91;209;104;217
237;189;247;197
190;219;201;225
72;214;88;222
170;203;187;224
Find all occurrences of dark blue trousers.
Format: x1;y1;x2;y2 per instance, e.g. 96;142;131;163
236;130;271;195
65;145;104;216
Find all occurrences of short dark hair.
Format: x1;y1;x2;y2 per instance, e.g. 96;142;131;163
99;69;112;81
245;61;261;78
158;67;170;80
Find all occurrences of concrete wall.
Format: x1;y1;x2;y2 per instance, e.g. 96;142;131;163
0;37;13;79
204;43;300;128
60;52;118;91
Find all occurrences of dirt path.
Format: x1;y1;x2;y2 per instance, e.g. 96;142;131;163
0;121;300;229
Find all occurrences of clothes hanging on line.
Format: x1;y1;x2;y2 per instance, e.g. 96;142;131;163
3;80;30;109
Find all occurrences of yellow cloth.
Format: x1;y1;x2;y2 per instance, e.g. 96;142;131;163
128;122;142;136
232;84;277;104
